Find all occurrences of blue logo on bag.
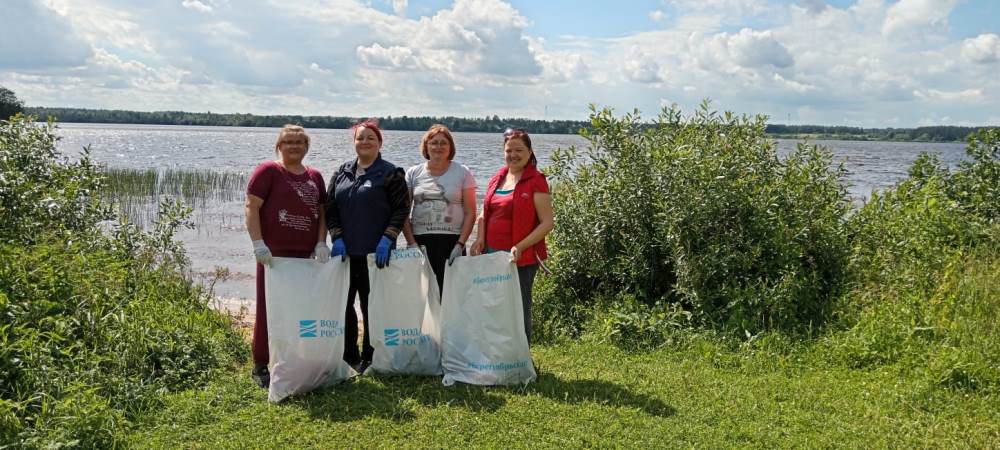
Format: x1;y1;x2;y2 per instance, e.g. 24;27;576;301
468;360;529;371
299;320;318;338
298;320;344;338
391;248;424;260
384;328;430;346
385;328;400;346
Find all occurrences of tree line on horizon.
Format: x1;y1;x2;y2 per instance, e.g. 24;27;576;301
20;105;996;143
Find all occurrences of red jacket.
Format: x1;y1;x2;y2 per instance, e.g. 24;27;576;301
483;164;549;267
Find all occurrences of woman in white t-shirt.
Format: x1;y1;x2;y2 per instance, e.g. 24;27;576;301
403;124;477;294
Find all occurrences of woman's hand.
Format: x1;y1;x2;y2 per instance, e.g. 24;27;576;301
313;241;330;263
253;240;272;267
510;244;521;264
470;239;484;256
447;243;463;265
330;238;347;262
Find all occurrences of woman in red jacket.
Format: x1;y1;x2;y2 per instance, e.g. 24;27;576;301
470;128;554;342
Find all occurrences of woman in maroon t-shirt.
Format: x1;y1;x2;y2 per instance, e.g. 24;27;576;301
244;124;329;389
470;128;554;342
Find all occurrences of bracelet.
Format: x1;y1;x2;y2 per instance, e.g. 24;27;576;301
457;241;466;247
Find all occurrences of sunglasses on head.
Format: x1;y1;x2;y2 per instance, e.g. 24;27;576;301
503;128;528;138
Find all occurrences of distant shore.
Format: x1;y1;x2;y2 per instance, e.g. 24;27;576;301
29;106;993;143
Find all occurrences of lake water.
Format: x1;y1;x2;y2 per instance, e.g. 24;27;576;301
52;123;970;305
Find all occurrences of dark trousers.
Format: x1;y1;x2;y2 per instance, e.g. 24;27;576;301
252;250;311;367
414;233;462;296
343;255;373;365
517;264;539;343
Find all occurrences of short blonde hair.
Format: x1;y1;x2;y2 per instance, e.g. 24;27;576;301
420;124;455;160
274;124;310;153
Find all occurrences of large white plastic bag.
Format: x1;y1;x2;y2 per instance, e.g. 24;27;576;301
265;257;354;402
440;252;536;386
367;248;443;375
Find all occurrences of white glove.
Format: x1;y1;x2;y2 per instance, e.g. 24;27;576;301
313;242;330;263
252;240;272;267
448;242;464;266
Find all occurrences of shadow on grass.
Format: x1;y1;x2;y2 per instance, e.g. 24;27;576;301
290;370;673;422
290;374;507;423
527;373;675;417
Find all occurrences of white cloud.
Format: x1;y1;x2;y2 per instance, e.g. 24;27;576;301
182;0;213;13
727;29;793;68
1;0;996;125
914;88;984;102
688;28;793;73
356;44;417;69
961;33;1000;64
0;0;91;69
881;0;958;37
537;52;589;83
623;47;664;83
772;73;814;93
391;0;407;16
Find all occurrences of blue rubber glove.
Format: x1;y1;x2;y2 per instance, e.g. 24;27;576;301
330;238;347;262
375;236;393;268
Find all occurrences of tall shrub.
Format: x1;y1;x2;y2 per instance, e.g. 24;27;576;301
0;116;245;447
546;103;850;334
831;128;1000;389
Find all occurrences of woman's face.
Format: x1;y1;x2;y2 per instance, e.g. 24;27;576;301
426;133;451;162
504;137;532;171
277;132;308;164
354;126;381;160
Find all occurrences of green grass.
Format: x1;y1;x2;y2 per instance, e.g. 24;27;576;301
128;340;1000;448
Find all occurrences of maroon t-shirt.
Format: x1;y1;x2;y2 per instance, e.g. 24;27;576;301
247;161;326;255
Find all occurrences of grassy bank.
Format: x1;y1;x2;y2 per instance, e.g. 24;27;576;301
131;339;999;448
5;107;999;448
1;116;245;448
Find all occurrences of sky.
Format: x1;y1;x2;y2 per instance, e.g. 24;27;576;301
1;0;998;127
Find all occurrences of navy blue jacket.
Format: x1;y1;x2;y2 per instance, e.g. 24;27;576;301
325;154;410;256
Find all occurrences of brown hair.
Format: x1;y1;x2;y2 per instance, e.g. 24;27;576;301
420;124;456;160
503;128;536;166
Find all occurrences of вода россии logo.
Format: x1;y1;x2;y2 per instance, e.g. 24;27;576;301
299;320;344;338
299;320;317;337
384;328;400;346
384;328;430;346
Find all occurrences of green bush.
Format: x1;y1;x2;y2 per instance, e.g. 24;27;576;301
0;115;109;245
0;116;246;447
846;174;983;291
948;128;1000;223
545;103;849;336
827;128;1000;391
829;251;1000;392
596;294;693;351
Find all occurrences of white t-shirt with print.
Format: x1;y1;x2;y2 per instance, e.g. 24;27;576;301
405;162;476;235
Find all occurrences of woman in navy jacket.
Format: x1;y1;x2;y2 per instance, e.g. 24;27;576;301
326;119;410;373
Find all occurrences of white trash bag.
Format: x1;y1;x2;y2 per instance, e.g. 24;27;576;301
367;248;443;376
265;257;354;402
440;251;536;386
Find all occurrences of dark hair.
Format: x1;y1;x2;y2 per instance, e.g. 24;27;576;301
351;118;383;143
503;128;536;166
421;124;456;160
